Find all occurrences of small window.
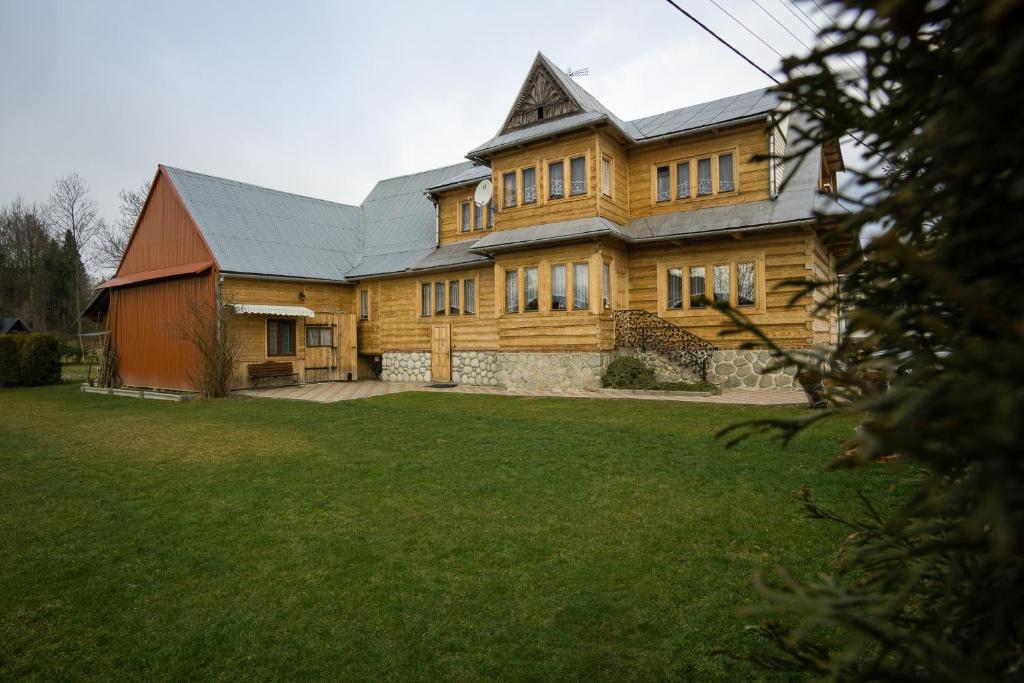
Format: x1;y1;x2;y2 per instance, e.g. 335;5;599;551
601;157;611;197
572;262;589;309
464;279;476;314
602;262;611;309
522;167;537;204
449;279;460;314
359;290;369;320
503;171;517;208
676;161;690;199
656;166;670;202
524;267;539;311
305;325;333;347
421;282;432;317
551;264;567;310
713;265;730;304
667;268;683;309
505;270;519;313
697;158;712;196
738;262;756;306
537;105;544;120
460;202;471;232
486;201;494;229
689;266;707;308
435;281;445;315
267;319;296;356
719;153;735;192
473;203;483;231
569;156;586;195
549;160;564;199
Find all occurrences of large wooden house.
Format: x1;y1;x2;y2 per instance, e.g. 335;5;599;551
88;52;843;392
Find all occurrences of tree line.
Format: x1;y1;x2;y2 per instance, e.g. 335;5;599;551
0;172;148;340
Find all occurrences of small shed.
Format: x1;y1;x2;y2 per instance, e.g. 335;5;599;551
0;317;30;334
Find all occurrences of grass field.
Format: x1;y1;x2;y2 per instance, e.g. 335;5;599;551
0;383;899;681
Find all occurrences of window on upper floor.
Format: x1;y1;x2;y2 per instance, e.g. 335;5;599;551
656;166;670;202
719;153;735;192
676;161;690;199
359;290;369;320
486;201;494;228
524;266;539;311
460;201;471;232
601;156;612;197
569;156;586;196
522;167;537;204
503;171;517;208
473;203;483;231
697;158;713;196
549;160;564;199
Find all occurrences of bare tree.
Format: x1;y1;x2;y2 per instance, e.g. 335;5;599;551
45;172;101;347
95;181;150;273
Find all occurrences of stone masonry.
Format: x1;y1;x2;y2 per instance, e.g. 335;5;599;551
380;352;431;383
615;347;799;389
453;351;500;386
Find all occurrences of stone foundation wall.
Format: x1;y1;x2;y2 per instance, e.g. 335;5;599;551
380;352;431;383
615;347;799;389
496;352;610;391
453;351;499;386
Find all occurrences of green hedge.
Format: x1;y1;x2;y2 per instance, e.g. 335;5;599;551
602;356;657;389
0;333;62;387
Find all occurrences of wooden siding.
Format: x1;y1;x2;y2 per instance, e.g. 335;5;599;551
357;265;497;354
627;120;770;219
626;228;815;348
108;272;215;391
491;130;600;231
222;277;355;388
596;129;629;225
117;170;214;276
438;186;491;245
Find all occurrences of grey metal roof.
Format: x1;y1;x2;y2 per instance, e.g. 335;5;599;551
0;316;29;333
425;164;492;193
467;111;610;159
344;241;491;279
630;88;781;141
470;216;630;253
163;166;363;281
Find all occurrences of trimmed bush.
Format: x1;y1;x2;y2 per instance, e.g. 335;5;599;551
0;335;22;387
18;334;62;386
602;356;657;389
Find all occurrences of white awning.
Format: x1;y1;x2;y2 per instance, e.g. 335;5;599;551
229;304;316;318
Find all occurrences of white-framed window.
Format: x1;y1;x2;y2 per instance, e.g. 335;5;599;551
572;262;589;309
305;325;332;347
464;279;476;314
569;156;586;195
551;264;567;310
359;290;369;320
524;266;539;311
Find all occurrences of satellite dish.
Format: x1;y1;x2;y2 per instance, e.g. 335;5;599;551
474;179;493;207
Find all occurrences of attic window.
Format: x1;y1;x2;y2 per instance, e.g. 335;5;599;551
537;106;544;120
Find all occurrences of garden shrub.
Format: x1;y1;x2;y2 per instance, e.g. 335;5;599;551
18;334;62;386
0;335;22;387
602;356;656;389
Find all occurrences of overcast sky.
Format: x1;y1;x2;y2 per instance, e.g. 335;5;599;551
1;0;834;235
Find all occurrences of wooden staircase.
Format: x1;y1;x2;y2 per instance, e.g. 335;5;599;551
613;310;717;381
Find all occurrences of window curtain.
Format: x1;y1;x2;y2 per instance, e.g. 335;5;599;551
523;167;536;204
421;283;431;316
505;270;519;313
689;266;707;307
473;203;482;231
464;279;476;314
435;281;445;314
461;203;470;232
524;267;539;311
601;158;611;196
602;262;611;309
656;166;670;201
697;158;712;195
570;157;586;195
676;161;690;198
667;268;683;309
503;172;517;207
549;161;564;198
719;153;734;191
573;263;589;309
449;280;459;314
551;264;567;310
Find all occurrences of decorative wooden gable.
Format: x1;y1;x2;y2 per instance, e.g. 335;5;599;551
501;58;582;133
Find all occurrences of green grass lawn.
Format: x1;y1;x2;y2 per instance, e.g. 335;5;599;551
0;384;900;681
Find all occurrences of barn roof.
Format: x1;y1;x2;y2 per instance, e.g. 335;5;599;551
0;317;30;333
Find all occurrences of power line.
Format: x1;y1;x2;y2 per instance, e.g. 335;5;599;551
662;0;780;84
749;0;814;52
704;0;790;64
779;0;868;79
775;0;825;35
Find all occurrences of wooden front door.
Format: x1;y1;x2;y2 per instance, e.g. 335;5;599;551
431;323;451;382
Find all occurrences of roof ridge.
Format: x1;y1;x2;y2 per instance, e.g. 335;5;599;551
161;165;361;210
370;160;473;185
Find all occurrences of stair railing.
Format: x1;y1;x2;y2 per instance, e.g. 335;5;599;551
613;310;717;382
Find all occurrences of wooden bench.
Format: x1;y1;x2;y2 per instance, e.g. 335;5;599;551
247;361;298;387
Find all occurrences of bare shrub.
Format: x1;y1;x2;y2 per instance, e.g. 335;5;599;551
178;298;238;399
